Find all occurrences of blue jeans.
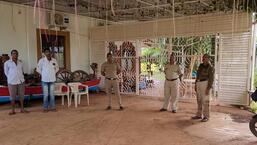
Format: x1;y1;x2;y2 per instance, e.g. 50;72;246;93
42;82;55;109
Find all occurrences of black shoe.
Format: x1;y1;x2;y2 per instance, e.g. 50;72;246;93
201;117;209;122
172;110;177;113
159;108;167;112
20;109;30;113
191;116;202;120
106;106;112;110
119;106;124;110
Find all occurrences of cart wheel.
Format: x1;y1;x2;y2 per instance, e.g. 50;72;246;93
71;70;90;82
56;69;72;83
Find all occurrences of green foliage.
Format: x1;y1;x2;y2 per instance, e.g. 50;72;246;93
250;101;257;114
140;36;215;77
172;36;215;55
140;66;165;81
141;63;160;73
141;47;161;57
141;46;166;75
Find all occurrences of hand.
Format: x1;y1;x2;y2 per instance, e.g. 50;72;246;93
195;86;197;92
205;89;210;95
179;76;182;82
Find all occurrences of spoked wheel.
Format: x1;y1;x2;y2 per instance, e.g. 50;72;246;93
71;70;90;82
56;69;72;83
249;117;257;137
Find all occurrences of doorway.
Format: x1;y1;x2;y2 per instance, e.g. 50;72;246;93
138;36;216;100
36;29;71;70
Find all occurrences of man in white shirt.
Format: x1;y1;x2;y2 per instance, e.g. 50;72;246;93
4;50;29;115
37;48;59;112
160;53;183;113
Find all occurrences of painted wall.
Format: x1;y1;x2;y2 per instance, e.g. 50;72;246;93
0;1;98;74
90;12;251;41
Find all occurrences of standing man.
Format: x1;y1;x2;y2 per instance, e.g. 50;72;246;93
101;53;123;110
4;50;29;115
160;53;183;113
37;48;59;112
192;54;214;122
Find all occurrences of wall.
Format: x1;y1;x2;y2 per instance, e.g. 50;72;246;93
90;12;251;41
0;1;98;74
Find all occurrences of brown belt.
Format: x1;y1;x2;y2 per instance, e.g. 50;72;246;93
196;79;208;82
166;78;178;81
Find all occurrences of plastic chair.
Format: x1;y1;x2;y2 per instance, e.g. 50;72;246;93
54;83;70;106
68;82;89;108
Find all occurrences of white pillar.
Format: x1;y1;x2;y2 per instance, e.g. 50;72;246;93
136;40;140;95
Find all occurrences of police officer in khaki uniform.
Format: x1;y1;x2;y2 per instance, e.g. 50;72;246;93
160;53;183;113
101;53;123;110
192;54;214;122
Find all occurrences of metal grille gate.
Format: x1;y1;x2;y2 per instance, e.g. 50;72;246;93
107;36;216;100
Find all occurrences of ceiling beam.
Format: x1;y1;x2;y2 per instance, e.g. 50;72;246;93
136;0;153;6
80;0;202;15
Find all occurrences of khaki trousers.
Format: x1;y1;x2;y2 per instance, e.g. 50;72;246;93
163;79;179;111
8;83;25;101
105;79;122;106
196;81;211;118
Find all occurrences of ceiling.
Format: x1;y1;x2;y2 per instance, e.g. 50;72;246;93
1;0;257;22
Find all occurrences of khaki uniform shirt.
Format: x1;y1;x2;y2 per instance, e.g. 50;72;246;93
196;63;215;90
164;64;182;80
101;61;120;78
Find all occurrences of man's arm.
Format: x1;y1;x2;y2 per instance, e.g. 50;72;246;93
100;64;105;76
36;59;42;75
164;64;168;74
21;60;25;75
116;64;121;75
195;65;201;91
4;61;9;77
177;65;183;81
207;66;215;91
54;59;59;73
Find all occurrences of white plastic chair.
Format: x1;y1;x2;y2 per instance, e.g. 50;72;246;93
67;82;89;108
54;83;70;106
